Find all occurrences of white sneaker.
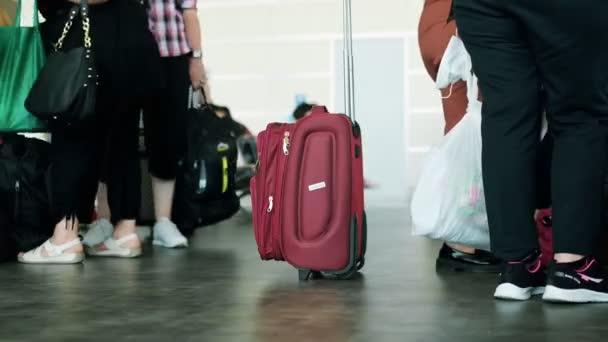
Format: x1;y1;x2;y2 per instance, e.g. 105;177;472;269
153;218;188;248
82;219;113;247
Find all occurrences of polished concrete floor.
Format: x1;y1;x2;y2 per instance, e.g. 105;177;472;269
1;207;608;342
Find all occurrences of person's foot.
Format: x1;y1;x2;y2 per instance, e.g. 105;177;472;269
87;233;142;258
543;257;608;303
18;238;84;264
494;251;546;301
436;243;503;273
153;218;188;248
82;219;113;247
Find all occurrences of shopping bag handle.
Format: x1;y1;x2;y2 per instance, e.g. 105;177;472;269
14;0;39;28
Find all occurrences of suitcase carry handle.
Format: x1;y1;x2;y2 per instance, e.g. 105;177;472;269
310;106;329;115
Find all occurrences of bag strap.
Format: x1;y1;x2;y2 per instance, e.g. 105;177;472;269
188;86;211;110
53;0;92;51
14;0;40;28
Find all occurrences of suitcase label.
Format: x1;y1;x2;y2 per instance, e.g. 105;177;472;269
308;182;326;192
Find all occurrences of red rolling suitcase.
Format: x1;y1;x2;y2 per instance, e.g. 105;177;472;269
251;0;366;280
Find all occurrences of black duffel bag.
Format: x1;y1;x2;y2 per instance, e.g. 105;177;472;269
172;92;240;236
0;134;53;262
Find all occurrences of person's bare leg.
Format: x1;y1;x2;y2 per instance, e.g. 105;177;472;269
554;253;584;263
19;217;83;257
51;217;82;252
151;176;175;220
96;183;111;220
447;243;476;254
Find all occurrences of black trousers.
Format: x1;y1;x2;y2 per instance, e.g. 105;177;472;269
536;134;553;211
142;55;190;180
50;94;141;225
454;0;608;260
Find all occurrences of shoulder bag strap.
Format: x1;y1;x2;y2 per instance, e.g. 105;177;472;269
53;0;92;51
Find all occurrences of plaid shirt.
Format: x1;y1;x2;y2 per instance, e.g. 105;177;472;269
147;0;197;57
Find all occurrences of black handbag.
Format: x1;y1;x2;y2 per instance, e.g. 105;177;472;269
25;0;97;125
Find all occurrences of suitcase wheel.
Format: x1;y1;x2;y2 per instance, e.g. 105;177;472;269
298;269;322;281
356;256;365;271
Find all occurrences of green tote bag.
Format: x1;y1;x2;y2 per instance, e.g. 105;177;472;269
0;0;46;132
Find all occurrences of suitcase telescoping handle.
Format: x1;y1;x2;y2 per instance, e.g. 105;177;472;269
343;0;355;122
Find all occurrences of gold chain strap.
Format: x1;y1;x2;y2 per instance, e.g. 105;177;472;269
53;8;92;51
53;18;73;51
82;16;92;49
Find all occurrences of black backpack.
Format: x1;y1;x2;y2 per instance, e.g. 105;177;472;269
0;134;53;262
172;103;240;236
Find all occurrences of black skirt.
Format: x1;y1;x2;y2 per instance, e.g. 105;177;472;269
39;0;163;100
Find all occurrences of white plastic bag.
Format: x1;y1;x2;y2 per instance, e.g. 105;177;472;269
411;36;490;250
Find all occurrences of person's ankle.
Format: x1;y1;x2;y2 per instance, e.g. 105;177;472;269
50;232;80;245
447;243;475;254
51;218;80;245
113;220;137;239
554;253;585;264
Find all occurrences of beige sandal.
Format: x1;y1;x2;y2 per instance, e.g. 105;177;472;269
86;233;142;258
18;239;84;264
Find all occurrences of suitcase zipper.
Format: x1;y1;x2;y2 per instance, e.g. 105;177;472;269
282;131;290;155
256;124;287;260
273;129;292;260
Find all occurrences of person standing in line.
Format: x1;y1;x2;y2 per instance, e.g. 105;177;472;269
19;0;164;263
454;0;608;303
418;0;502;272
84;0;205;249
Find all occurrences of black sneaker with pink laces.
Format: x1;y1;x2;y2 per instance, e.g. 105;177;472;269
543;257;608;303
494;251;546;301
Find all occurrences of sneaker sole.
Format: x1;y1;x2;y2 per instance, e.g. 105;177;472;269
152;240;189;248
494;283;545;301
543;285;608;303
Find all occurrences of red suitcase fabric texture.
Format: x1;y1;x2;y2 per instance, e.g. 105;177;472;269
251;106;365;274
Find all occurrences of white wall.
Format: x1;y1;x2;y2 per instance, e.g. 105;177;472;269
199;0;444;204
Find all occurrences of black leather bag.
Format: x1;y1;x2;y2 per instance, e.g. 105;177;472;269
25;0;97;125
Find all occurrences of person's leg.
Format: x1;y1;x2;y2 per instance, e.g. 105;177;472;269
82;183;115;247
144;56;187;217
151;55;189;219
454;0;545;300
419;0;502;272
90;99;142;255
536;133;553;211
514;0;608;303
96;183;111;219
515;0;608;263
455;0;543;260
18;124;99;263
144;56;189;248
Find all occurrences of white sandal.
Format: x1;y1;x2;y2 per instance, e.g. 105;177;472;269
86;233;142;258
18;238;84;264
